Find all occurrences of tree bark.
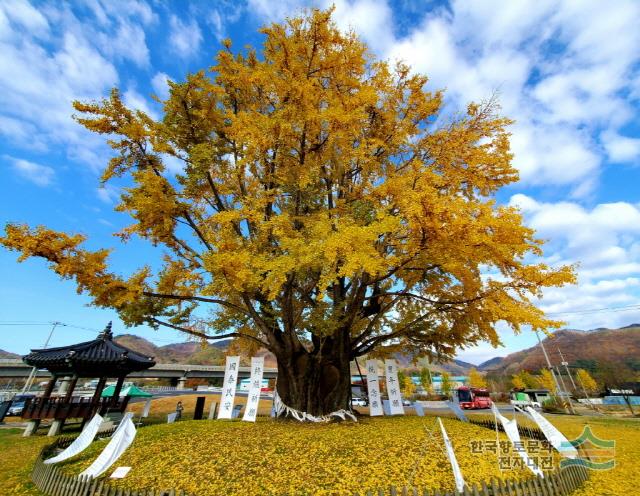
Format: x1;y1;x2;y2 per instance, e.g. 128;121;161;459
274;335;352;416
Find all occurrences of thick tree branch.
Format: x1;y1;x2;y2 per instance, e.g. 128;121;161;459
151;317;269;347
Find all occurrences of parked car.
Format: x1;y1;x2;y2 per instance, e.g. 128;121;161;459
351;397;367;407
6;394;35;416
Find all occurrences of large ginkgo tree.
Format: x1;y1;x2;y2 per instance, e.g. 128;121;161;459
1;9;574;417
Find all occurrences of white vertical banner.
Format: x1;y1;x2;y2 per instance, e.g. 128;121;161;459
218;356;240;419
438;417;466;493
80;413;137;478
141;398;152;418
525;406;578;459
243;356;265;422
366;360;384;416
384;359;405;415
492;405;544;477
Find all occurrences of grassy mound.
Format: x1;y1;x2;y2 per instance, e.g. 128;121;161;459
60;416;554;495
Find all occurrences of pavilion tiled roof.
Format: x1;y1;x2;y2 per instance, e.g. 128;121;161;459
23;322;156;377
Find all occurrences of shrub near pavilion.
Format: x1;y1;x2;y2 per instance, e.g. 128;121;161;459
0;8;574;417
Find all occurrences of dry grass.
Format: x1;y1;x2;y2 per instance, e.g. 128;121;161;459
126;393;274;422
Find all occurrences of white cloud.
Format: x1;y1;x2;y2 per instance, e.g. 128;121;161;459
246;0;305;24
6;155;55;186
206;10;224;40
0;2;161;174
330;0;395;55
602;131;640;163
247;0;640;189
508;193;640;328
123;87;157;119
151;72;171;100
169;15;202;58
97;184;119;203
97;21;150;66
161;153;185;174
1;0;50;38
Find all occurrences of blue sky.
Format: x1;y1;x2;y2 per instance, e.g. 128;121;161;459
1;0;640;363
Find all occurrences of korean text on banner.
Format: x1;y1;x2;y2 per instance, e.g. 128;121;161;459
218;356;240;419
384;359;405;415
243;356;265;422
366;360;384;416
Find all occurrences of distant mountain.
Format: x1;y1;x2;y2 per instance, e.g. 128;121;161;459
0;349;19;359
7;324;637;376
484;326;640;375
391;352;478;375
112;334;275;366
478;356;505;371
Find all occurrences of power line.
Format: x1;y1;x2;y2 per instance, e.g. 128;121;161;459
545;303;640;316
0;321;98;334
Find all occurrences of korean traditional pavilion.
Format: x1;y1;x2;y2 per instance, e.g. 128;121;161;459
21;322;155;436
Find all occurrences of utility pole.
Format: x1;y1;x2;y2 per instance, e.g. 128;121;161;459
558;348;578;392
534;330;571;413
21;321;61;394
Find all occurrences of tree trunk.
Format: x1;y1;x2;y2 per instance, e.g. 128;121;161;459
274;347;352;417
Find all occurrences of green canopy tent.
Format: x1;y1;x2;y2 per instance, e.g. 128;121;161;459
101;385;152;398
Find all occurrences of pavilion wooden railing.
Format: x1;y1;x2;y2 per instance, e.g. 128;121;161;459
22;395;130;421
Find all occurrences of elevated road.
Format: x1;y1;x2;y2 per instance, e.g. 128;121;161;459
0;359;278;383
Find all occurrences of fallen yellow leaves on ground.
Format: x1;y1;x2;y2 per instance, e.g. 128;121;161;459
0;428;49;496
60;416;558;495
540;415;640;496
2;413;638;495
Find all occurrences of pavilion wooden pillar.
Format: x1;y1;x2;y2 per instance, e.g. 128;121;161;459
91;377;107;416
110;376;126;408
23;375;57;437
42;376;57;399
48;373;79;437
64;375;79;402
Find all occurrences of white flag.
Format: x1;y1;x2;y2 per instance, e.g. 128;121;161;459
492;404;544;477
218;356;240;419
80;413;136;478
449;394;468;422
141;398;152;418
438;417;465;493
525;406;578;459
44;414;104;464
384;359;405;415
366;360;384;416
243;356;265;422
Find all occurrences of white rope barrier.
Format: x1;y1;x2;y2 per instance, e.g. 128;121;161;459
272;390;357;422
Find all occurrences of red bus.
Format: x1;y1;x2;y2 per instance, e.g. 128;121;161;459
456;386;492;409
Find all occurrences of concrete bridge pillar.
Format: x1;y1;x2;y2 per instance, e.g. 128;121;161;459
177;377;187;390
